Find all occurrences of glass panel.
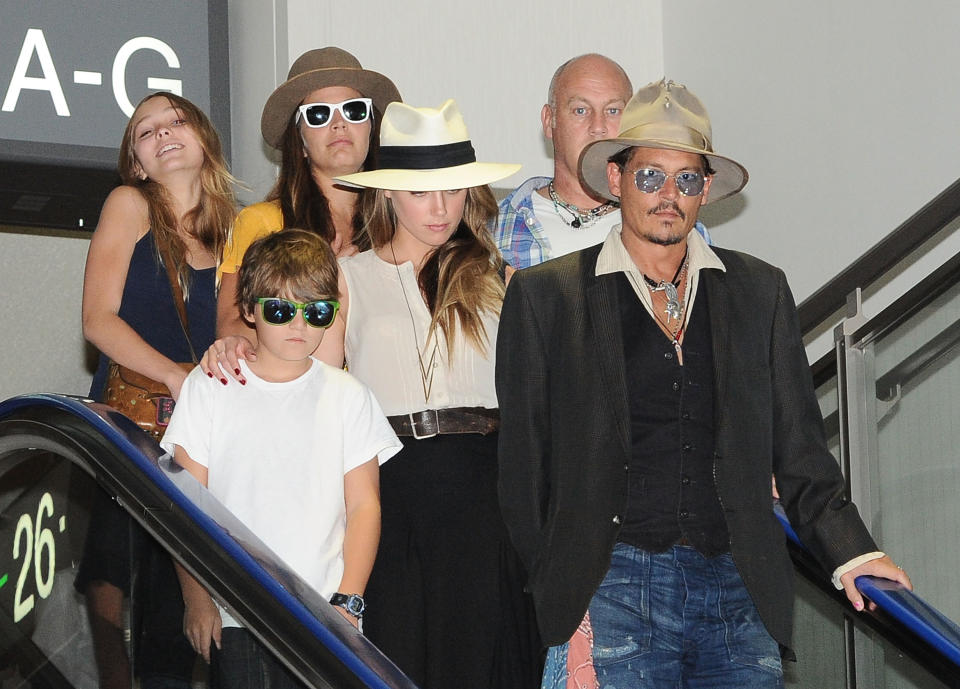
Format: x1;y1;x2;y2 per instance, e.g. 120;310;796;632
871;277;960;627
0;448;100;688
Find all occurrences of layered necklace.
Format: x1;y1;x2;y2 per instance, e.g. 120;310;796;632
390;241;440;404
639;249;690;363
547;182;618;229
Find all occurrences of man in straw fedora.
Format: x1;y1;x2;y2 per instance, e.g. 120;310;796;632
496;79;911;686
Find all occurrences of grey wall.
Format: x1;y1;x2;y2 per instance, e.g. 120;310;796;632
662;1;960;355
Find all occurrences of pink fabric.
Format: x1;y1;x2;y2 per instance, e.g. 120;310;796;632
566;612;598;689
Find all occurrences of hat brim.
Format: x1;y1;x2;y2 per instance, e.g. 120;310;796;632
261;68;401;148
335;162;521;192
579;138;748;204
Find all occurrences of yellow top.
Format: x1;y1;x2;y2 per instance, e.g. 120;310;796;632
218;200;284;281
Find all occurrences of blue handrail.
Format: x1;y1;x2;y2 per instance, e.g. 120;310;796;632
774;502;960;667
0;393;415;689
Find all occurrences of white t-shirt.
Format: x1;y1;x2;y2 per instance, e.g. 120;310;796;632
340;250;499;415
162;358;401;627
531;189;621;260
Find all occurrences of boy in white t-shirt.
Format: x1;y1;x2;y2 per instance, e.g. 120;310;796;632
162;229;401;687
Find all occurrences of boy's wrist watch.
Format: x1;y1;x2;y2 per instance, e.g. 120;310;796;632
330;592;366;618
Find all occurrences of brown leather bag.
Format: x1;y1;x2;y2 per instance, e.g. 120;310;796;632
102;242;199;441
103;362;195;440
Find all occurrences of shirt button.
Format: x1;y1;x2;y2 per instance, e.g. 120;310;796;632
681;475;691;485
672;381;680;391
682;412;691;420
623;464;629;471
664;351;673;360
612;515;622;525
679;509;689;519
682;443;692;452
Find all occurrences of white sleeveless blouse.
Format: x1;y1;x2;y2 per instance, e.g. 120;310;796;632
340;250;499;417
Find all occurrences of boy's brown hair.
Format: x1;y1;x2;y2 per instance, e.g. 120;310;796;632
236;229;338;317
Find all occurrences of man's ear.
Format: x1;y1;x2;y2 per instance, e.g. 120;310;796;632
607;161;623;199
540;104;554;140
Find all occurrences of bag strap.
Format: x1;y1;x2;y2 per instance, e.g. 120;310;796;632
160;242;199;364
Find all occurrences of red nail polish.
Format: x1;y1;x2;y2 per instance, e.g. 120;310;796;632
207;372;214;378
239;379;246;386
234;368;241;375
220;378;227;385
854;601;864;611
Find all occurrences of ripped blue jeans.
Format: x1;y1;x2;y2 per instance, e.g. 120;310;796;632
584;543;783;689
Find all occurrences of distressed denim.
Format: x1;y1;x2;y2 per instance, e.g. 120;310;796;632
587;543;783;689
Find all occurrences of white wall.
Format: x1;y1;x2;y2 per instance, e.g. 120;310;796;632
662;1;960;357
0;230;93;399
231;0;665;201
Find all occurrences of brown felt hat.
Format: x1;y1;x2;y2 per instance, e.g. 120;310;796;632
260;47;401;148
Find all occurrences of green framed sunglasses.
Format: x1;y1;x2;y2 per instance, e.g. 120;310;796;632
256;298;340;329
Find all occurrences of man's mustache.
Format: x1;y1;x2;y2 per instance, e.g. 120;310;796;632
648;202;685;221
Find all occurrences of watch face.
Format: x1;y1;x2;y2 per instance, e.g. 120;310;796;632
345;595;365;616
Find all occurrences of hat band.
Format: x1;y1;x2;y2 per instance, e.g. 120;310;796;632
378;141;476;170
619;122;713;152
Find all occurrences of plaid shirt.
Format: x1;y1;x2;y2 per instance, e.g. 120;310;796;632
494;175;713;269
493;176;553;269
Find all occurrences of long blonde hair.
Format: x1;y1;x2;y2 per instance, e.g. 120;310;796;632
117;93;236;297
362;185;505;355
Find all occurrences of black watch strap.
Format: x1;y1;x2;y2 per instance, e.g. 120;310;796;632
330;592;366;618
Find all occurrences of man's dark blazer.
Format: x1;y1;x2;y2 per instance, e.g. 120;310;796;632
495;241;877;649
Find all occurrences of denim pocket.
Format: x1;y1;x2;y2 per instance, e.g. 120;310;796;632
588;544;653;662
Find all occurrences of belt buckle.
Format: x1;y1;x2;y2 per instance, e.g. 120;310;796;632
409;410;439;440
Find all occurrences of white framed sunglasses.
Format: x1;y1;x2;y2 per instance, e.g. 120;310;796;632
295;98;373;128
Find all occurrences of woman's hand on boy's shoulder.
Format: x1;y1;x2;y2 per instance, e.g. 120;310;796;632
200;336;255;385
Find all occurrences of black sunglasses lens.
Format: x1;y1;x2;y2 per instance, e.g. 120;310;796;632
304;104;332;126
303;301;336;328
262;299;296;325
340;100;369;122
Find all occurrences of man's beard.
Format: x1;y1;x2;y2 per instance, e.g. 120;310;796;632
643;202;686;246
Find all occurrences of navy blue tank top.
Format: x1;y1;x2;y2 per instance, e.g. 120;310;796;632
88;231;217;400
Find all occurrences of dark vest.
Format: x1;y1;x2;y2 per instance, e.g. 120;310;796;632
616;274;730;557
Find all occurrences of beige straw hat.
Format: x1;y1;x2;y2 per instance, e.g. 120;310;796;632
579;78;748;203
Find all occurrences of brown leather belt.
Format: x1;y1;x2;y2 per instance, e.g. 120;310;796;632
388;407;500;439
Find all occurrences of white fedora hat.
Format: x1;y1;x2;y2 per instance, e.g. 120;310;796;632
335;100;520;191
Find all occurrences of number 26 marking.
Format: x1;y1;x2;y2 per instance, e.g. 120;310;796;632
12;493;57;623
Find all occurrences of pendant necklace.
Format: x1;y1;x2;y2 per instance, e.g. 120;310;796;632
391;241;439;404
548;182;618;229
640;249;691;363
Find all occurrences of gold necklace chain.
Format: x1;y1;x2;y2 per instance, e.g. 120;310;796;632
390;241;439;404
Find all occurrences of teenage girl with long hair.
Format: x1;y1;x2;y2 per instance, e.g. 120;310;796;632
79;92;235;689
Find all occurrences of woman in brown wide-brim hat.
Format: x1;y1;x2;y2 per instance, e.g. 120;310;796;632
217;46;400;340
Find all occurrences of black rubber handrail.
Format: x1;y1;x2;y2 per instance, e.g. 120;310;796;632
798;177;960;334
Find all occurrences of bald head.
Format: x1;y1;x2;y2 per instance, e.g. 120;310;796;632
542;54;633;201
547;54;632;111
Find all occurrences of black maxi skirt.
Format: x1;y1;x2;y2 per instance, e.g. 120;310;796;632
363;432;541;689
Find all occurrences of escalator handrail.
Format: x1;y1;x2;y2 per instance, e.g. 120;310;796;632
774;505;960;667
0;392;414;689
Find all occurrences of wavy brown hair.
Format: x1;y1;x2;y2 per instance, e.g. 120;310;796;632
362;185;505;356
118;93;236;298
266;106;383;252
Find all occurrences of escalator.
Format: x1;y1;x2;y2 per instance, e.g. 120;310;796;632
0;394;416;689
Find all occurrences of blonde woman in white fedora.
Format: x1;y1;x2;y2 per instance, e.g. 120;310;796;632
215;47;400;344
327;99;539;689
202;100;539;688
